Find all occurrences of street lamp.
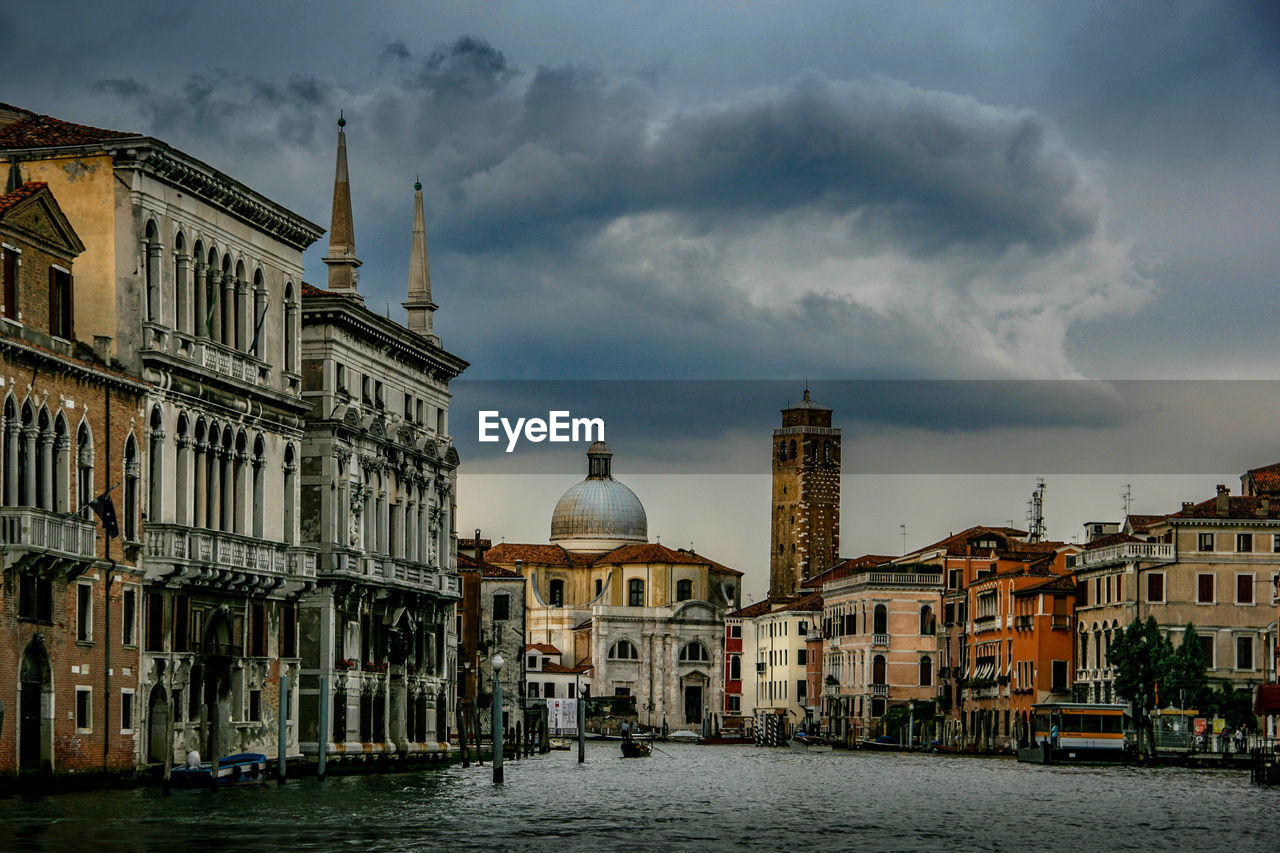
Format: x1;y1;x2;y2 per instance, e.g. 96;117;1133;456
492;654;505;784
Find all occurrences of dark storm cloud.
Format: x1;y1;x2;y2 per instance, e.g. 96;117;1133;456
78;32;1147;381
410;35;519;99
92;78;151;98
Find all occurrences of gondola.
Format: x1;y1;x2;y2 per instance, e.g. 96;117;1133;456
621;739;652;758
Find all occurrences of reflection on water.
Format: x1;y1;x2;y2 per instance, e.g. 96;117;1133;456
2;743;1276;852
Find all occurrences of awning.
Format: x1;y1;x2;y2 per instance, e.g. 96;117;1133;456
1255;684;1280;716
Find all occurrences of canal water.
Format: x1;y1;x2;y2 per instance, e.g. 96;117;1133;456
2;743;1277;851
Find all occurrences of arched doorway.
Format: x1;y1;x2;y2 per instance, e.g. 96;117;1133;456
148;684;170;764
19;643;52;772
201;611;234;758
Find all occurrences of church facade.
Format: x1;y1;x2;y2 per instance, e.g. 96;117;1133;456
485;442;742;732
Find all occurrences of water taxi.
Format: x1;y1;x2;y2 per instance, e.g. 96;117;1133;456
1017;703;1131;764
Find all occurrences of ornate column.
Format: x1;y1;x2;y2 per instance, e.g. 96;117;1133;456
176;434;191;526
175;253;192;335
235;276;249;352
146;240;163;324
193;261;208;339
22;426;37;506
4;420;20;505
193;441;207;529
38;430;54;510
221;272;234;347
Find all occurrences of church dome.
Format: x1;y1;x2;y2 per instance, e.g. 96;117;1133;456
550;442;647;552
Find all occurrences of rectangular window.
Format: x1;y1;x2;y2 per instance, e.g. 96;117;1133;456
172;594;190;653
528;682;540;698
146;592;164;652
122;587;137;647
527;654;539;670
797;680;807;701
729;625;742;639
1236;636;1254;670
335;363;346;390
250;603;266;657
568;683;576;699
1197;573;1215;603
249;689;262;722
797;649;807;666
1051;660;1068;693
1237;574;1254;604
1273;534;1280;553
281;603;297;657
544;682;555;698
492;593;510;622
1198;532;1214;552
2;245;17;320
49;266;73;339
1146;572;1165;603
1105;576;1112;603
614;687;630;697
1237;533;1253;553
77;582;93;642
1199;635;1215;669
76;687;92;732
19;572;53;623
121;690;135;733
728;696;741;713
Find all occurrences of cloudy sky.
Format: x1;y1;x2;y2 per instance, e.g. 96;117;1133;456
7;1;1279;597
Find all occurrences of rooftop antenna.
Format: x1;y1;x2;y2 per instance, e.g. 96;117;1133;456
900;524;908;555
1122;484;1132;518
1027;478;1046;543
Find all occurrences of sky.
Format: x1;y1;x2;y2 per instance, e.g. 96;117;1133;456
6;1;1279;598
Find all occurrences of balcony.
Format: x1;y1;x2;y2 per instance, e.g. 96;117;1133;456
144;523;314;591
872;633;889;648
871;684;889;697
1014;615;1032;631
863;571;944;587
144;325;273;388
0;506;97;562
318;549;460;598
1077;541;1174;568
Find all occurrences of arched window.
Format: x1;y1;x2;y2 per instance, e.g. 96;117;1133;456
676;579;693;602
76;420;93;510
823;441;831;463
843;613;854;635
233;429;248;534
777;442;786;462
234;260;247;351
35;406;51;510
284;281;297;373
920;605;935;636
144;220;160;323
123;434;139;541
53;414;69;513
628;578;644;607
548;578;564;607
283;443;296;544
679;642;710;663
174;413;190;525
920;656;933;687
872;654;887;685
148;407;164;526
252;435;266;538
250;270;267;358
873;604;888;636
174;231;188;334
219;253;233;347
730;655;741;680
608;640;639;660
788;439;796;459
19;401;34;506
2;395;17;506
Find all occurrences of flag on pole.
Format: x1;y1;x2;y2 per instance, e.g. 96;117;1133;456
205;283;219;336
248;300;270;355
85;490;120;539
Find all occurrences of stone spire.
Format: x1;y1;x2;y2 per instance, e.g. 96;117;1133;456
323;112;361;293
403;177;439;343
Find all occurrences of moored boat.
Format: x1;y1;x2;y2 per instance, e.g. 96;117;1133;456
789;735;833;753
169;752;269;787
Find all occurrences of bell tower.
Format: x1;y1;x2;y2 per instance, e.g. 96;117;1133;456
769;388;840;599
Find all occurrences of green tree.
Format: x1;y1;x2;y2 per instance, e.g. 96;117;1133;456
1109;616;1174;756
1165;623;1209;710
1205;686;1258;732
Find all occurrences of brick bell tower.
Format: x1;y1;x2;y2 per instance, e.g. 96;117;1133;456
769;388;841;599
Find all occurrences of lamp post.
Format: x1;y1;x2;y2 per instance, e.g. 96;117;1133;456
491;654;505;784
576;672;585;764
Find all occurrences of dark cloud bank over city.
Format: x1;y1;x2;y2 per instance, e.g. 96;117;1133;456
89;35;1148;389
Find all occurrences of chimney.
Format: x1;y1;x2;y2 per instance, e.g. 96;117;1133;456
474;528;486;565
1216;484;1230;517
1260;497;1271;518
